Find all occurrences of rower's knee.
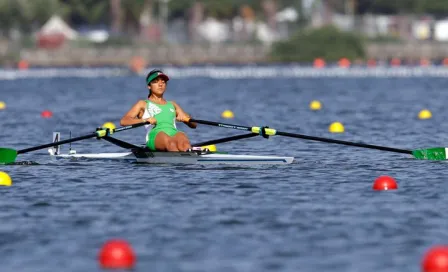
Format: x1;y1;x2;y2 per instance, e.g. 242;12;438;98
177;141;191;151
166;139;178;151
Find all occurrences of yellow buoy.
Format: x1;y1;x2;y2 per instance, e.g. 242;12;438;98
0;172;12;186
201;145;217;152
221;110;234;119
329;122;345;133
102;122;116;130
0;101;6;110
418;109;432;120
309;100;322;111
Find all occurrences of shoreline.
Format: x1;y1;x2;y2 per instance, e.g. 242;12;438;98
2;66;448;80
1;41;447;68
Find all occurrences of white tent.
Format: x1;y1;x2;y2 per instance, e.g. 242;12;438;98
434;19;448;41
275;7;298;22
197;17;229;43
39;15;78;40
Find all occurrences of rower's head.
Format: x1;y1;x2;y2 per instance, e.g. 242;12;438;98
146;69;169;98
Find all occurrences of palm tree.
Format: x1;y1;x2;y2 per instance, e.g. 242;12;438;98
68;0;108;26
110;0;122;33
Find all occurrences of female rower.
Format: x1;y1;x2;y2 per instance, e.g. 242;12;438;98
120;69;197;152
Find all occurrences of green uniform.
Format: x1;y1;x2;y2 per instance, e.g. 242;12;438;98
143;100;179;150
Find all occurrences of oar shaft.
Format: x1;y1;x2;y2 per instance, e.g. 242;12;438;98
190;119;252;132
18;133;96;154
102;136;141;149
189;118;412;155
17;122;147;155
276;131;412;154
114;123;146;133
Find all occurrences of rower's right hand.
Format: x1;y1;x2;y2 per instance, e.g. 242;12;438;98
144;117;157;125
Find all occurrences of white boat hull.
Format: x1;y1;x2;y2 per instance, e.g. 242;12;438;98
48;150;294;165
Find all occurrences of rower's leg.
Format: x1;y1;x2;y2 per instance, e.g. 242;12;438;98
154;132;179;151
173;132;191;151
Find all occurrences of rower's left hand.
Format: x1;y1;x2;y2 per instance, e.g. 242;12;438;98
176;113;190;123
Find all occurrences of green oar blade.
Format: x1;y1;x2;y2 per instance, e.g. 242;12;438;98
412;147;447;160
0;148;18;164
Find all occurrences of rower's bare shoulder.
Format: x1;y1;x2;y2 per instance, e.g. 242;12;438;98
136;100;147;108
170;100;181;108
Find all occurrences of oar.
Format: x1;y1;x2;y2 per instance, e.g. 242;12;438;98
102;136;142;149
187;118;447;160
0;122;148;164
192;133;258;147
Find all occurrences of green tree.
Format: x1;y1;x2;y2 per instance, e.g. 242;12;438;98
356;0;448;15
168;0;301;19
420;0;448;17
67;0;109;25
0;0;70;33
270;25;366;62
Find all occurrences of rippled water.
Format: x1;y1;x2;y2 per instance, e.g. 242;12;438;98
1;72;448;272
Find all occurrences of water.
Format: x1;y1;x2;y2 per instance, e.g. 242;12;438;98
1;72;448;271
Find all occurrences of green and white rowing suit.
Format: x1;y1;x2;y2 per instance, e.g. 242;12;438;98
142;100;180;150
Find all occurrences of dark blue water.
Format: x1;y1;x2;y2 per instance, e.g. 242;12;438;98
1;72;448;272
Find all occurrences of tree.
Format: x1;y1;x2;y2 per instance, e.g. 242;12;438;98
356;0;448;16
66;0;108;25
270;25;365;62
110;0;122;33
0;0;70;34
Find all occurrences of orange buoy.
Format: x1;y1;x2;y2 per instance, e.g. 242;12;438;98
390;58;401;67
367;59;376;67
313;58;325;68
98;239;136;269
372;176;397;191
338;58;350;68
18;60;29;70
129;56;146;74
442;58;448;66
420;58;430;67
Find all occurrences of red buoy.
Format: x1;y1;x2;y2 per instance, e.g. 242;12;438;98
422;246;448;272
372;176;398;191
98;239;136;269
41;110;53;118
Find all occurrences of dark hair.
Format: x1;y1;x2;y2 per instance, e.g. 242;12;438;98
146;69;164;98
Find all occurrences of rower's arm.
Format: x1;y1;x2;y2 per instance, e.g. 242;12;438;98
172;101;197;129
120;100;148;126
